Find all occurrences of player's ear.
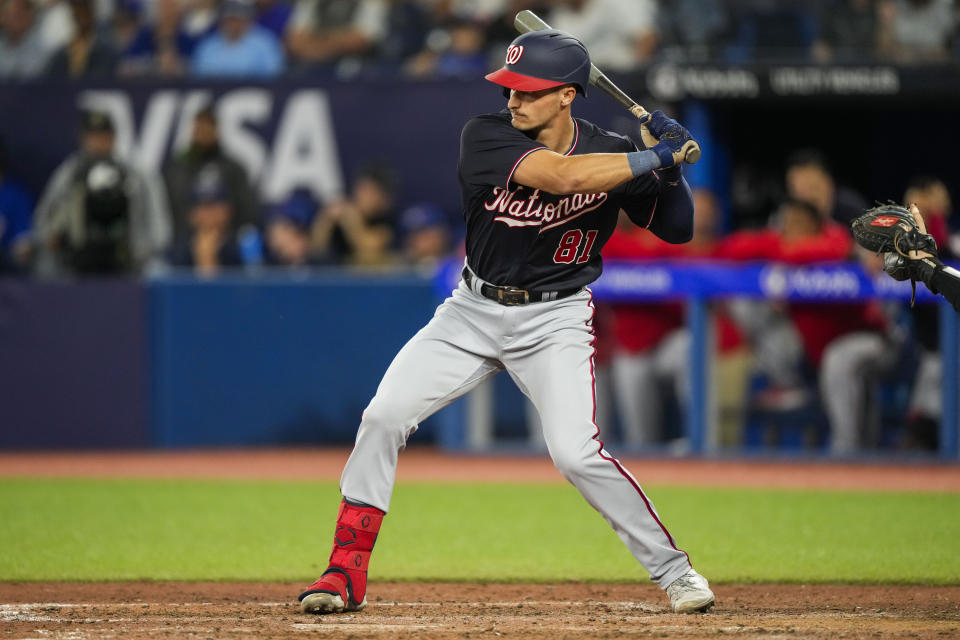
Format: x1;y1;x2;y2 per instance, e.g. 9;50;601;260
560;86;576;107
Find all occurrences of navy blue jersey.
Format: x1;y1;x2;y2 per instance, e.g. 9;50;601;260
458;110;661;291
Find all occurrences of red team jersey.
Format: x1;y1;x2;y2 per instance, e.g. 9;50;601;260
458;110;663;291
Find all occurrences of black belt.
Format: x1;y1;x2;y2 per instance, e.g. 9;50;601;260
462;268;582;306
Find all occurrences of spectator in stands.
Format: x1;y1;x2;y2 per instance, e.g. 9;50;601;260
719;199;839;409
119;0;195;76
33;0;73;56
549;0;659;71
405;16;487;79
812;0;880;63
374;0;430;68
603;189;747;447
309;163;397;266
164;106;259;242
180;0;219;47
877;0;954;62
397;202;452;267
109;0;143;64
719;198;897;454
0;0;55;78
263;189;320;268
0;141;34;273
191;0;284;77
45;0;118;77
33;109;172;276
654;0;731;63
819;246;905;454
785;148;868;227
285;0;388;75
168;170;243;274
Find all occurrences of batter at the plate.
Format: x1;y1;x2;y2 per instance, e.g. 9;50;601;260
298;28;714;615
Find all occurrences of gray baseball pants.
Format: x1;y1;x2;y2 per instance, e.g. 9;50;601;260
339;280;693;588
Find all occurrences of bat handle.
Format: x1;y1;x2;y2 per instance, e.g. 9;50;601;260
630;105;701;165
628;105;649;121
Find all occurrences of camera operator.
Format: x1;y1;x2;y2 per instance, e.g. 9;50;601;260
33;109;171;276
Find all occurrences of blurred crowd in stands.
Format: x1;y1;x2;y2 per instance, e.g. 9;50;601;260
0;107;463;275
1;0;959;81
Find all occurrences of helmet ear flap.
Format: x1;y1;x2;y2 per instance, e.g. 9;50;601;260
502;87;510;99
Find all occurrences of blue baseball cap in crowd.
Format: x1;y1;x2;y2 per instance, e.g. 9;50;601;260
269;189;318;229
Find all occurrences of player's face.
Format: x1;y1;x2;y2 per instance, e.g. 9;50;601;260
507;87;571;131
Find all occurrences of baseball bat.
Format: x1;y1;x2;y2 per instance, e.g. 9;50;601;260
513;10;701;164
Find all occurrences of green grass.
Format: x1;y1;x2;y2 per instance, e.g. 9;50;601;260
1;478;958;584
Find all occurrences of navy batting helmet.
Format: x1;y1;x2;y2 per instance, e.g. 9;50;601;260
485;29;591;97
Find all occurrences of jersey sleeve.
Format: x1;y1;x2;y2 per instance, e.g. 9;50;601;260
619;173;661;228
458;115;548;190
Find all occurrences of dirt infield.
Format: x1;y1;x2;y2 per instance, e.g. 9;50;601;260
3;446;960;491
2;582;959;640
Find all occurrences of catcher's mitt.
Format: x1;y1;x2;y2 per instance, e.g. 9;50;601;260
851;203;938;306
850;203;937;257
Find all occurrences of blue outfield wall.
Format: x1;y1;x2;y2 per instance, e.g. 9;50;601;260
0;271;515;451
0;279;150;449
149;271;439;448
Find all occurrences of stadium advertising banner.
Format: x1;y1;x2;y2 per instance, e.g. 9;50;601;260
637;63;960;101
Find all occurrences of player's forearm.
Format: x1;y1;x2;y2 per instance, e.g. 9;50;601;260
527;150;660;194
915;256;960;311
547;153;635;193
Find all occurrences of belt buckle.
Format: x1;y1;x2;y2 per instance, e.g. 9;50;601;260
497;286;530;306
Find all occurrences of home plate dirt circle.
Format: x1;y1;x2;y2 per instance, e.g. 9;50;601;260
2;582;959;639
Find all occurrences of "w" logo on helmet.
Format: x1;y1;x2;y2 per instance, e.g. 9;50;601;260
505;45;524;65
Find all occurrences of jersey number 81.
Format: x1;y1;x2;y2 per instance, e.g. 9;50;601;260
554;229;598;264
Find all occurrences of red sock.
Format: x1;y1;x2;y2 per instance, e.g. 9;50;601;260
299;499;385;607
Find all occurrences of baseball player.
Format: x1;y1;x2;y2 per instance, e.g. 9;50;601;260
299;29;714;615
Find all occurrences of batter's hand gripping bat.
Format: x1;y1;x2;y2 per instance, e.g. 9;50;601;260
514;9;701;164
